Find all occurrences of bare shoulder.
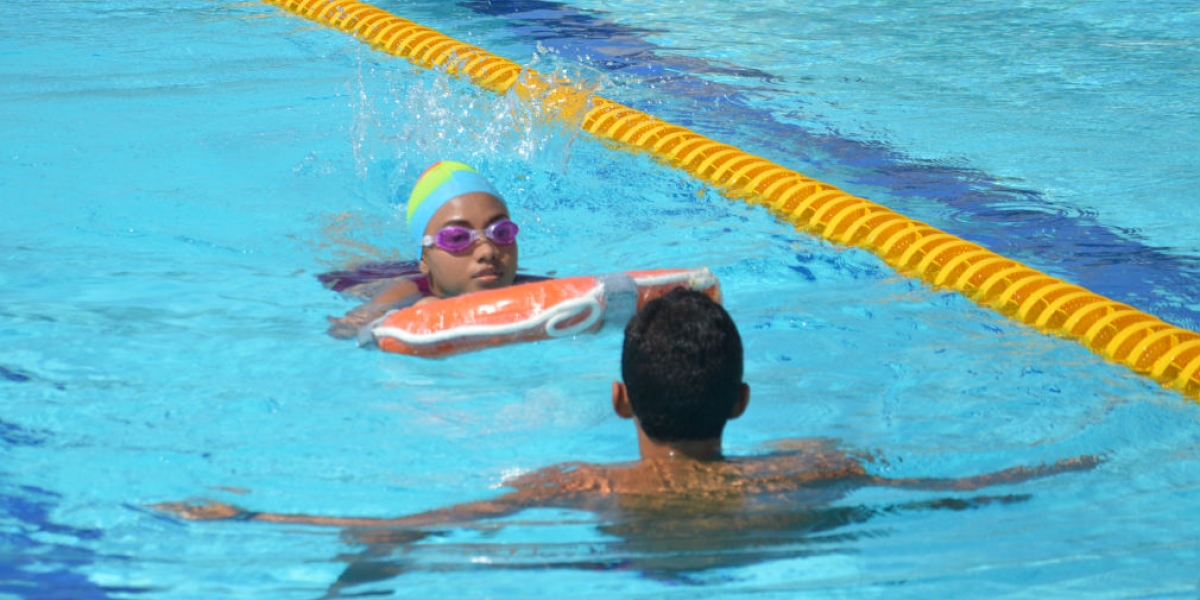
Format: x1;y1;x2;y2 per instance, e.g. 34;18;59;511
506;462;619;494
766;437;844;453
759;438;866;469
733;444;869;490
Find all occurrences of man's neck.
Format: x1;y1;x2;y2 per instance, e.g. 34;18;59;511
636;427;724;462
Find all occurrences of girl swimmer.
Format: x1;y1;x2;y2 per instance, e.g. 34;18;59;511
327;161;528;339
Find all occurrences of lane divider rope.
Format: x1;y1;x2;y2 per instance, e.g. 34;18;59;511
261;0;1200;402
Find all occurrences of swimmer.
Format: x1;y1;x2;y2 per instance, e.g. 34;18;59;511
159;289;1101;534
326;161;522;339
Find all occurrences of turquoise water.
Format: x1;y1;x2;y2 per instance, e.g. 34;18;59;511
1;1;1197;598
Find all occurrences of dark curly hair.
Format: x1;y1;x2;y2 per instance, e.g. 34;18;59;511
621;288;743;441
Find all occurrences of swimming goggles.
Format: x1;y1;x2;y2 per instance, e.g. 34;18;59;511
422;219;520;253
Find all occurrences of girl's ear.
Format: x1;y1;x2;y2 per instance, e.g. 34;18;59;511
612;382;635;419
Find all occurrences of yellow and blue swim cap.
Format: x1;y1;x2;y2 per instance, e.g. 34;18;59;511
406;161;504;255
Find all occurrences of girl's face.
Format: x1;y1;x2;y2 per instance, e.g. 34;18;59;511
419;192;518;298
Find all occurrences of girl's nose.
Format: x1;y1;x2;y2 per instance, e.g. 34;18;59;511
473;236;500;260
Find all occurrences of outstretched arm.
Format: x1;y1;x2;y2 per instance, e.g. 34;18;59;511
151;491;529;529
152;464;587;529
867;455;1101;492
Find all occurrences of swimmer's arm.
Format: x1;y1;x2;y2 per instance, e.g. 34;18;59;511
326;279;424;339
866;455;1102;492
151;491;533;529
370;278;424;306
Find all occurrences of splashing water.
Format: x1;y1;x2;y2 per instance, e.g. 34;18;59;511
347;47;608;211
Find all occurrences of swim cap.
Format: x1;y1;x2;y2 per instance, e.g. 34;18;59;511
406;161;503;255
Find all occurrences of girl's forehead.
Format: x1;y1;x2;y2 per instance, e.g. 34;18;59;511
431;192;509;223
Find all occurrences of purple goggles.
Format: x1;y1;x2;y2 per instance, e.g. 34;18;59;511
422;219;520;253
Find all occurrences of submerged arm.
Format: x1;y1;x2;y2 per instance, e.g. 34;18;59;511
327;278;423;339
151;490;530;529
867;455;1101;492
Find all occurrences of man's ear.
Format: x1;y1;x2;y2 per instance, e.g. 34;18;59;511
729;383;750;420
418;252;430;275
612;382;635;419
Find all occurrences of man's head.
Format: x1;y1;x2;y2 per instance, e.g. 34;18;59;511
616;288;748;442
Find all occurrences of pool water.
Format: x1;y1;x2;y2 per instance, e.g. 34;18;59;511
1;1;1197;598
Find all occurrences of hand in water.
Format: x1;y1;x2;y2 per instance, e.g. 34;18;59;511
327;315;364;339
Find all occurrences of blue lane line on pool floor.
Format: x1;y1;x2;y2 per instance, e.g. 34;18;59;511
454;0;1200;332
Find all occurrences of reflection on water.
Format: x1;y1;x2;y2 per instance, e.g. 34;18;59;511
323;491;1030;597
